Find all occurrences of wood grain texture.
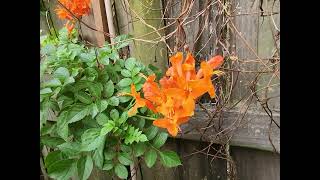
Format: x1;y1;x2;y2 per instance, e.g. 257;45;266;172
177;104;280;153
230;146;280;180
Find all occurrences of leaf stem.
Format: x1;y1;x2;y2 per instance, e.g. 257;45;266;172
134;115;156;121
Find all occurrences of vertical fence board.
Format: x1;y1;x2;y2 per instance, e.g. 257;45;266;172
230;146;280;180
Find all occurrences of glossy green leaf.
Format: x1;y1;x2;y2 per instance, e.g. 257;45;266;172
54;67;70;82
110;109;119;121
100;121;115;136
96;100;108;113
133;143;146;157
153;132;168;148
81;128;105;151
41;136;65;148
47;159;76;180
125;58;136;71
118;152;133;166
96;113;109;126
103;80;114;98
77;155;93;180
107;96;119;106
104;149;116;160
144;126;159;140
102;160;113;170
118;78;132;87
159;151;182;168
93;141;105;169
144;149;157;168
121;69;131;77
115;164;128;179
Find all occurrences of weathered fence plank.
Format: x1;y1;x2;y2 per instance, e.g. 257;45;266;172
178;104;280;153
230;146;280;180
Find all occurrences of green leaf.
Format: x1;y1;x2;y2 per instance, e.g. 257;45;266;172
75;91;92;104
103;80;114;98
88;82;103;98
144;149;157;168
118;111;128;124
133;143;146;157
80;53;95;63
96;113;109;126
100;121;115;136
110;109;119;121
144;126;159;140
118;78;132;87
115;164;128;179
90;103;99;118
131;67;141;76
132;75;143;84
57;142;81;156
64;77;75;85
56;112;69;141
107;96;119;106
119;96;132;103
100;56;109;65
114;34;131;49
41;44;56;55
102;160;113;171
47;159;76;180
104;149;116;160
153;132;168;148
118;152;133;166
125;58;136;71
81;128;105;151
77;155;93;180
41;136;65;148
96;100;108;113
40;88;52;95
54;67;70;82
139;134;148;142
109;51;119;60
68;106;90;123
93;141;105;169
120;144;132;153
159;151;182;168
121;69;132;77
85;68;99;80
45;151;64;169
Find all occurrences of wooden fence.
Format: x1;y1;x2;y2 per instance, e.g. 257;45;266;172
40;0;280;179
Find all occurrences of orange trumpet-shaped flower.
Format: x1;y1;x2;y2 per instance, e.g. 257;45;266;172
130;52;224;136
153;116;189;137
55;0;91;34
128;84;146;117
142;75;164;106
126;84;156;116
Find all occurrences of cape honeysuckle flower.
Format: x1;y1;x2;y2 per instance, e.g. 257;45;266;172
153;116;189;137
124;84;155;116
142;75;164;106
55;0;91;33
126;84;146;116
129;52;224;136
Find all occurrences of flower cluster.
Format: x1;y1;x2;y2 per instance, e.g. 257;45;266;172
128;52;224;136
55;0;91;33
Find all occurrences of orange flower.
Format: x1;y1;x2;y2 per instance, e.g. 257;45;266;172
130;52;224;136
127;84;146;116
127;84;156;116
55;0;91;34
153;116;189;136
196;55;224;79
142;75;164;106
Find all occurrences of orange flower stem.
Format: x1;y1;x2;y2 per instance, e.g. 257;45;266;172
135;114;156;121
